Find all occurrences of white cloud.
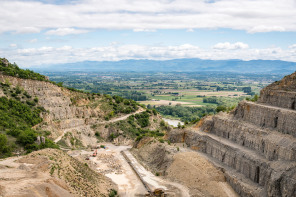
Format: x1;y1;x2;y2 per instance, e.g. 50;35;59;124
186;28;195;32
29;39;38;43
248;26;286;34
289;44;296;49
0;0;295;34
2;43;296;67
15;27;40;34
45;28;89;36
10;44;17;48
133;29;156;32
213;42;249;50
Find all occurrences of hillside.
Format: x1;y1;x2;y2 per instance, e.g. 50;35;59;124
0;148;116;196
0;58;167;157
33;58;296;73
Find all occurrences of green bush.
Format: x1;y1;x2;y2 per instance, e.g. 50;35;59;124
17;129;37;147
135;111;150;128
216;105;227;113
246;94;259;102
0;134;12;158
109;189;118;197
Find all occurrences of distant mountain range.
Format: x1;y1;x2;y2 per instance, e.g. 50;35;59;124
33;59;296;73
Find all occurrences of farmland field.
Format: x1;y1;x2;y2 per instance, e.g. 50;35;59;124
43;71;284;121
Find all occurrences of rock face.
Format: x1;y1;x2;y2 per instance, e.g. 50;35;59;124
168;72;296;197
0;74;106;147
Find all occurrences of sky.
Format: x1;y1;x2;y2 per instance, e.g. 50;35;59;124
0;0;296;67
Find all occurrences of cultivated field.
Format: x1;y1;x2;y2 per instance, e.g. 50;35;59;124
141;91;247;107
139;100;203;107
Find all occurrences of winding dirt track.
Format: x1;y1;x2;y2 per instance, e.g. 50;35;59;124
54;108;144;143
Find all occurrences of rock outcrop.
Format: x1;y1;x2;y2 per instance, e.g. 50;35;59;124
0;74;104;146
168;72;296;197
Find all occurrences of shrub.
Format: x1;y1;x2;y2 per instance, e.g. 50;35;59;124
109;189;118;197
0;134;12;158
135;111;150;128
26;100;36;106
152;109;157;115
17;129;37;147
216;105;227;113
136;135;143;141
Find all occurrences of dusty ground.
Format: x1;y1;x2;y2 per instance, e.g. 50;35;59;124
167;152;238;197
69;144;147;196
69;143;190;197
0;149;116;197
132;140;238;197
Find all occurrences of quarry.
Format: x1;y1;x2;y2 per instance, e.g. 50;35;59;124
0;58;295;197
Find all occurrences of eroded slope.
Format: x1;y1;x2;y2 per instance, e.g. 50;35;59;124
0;148;116;197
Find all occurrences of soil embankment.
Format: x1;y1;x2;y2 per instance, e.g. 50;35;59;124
0;148;116;197
132;138;238;197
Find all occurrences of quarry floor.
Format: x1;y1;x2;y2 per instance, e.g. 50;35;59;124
68;143;190;197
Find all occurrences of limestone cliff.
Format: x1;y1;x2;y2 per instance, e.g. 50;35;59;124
168;72;296;197
0;58;162;150
0;74;104;147
259;72;296;109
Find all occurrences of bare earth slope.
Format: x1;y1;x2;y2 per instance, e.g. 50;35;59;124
132;138;238;197
0;148;116;197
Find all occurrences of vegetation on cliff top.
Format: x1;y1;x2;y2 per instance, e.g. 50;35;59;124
0;58;48;81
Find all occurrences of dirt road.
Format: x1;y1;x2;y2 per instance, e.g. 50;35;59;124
69;143;190;196
54;108;144;143
123;150;190;196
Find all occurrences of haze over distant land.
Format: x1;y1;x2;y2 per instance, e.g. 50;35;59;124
32;58;296;74
0;0;296;67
